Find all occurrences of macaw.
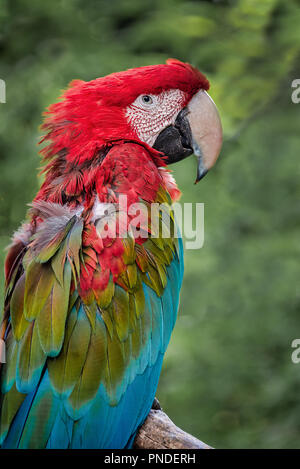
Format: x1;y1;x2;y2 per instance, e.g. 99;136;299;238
0;59;222;449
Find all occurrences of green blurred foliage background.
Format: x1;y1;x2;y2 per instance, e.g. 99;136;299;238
0;0;300;448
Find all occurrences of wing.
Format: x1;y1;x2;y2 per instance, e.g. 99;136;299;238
0;177;183;449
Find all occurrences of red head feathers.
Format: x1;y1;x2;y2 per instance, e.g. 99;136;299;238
40;59;209;166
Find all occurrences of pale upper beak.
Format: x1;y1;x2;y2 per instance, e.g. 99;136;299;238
186;89;223;183
153;88;222;182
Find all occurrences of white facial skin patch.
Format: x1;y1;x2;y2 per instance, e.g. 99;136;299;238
125;89;186;147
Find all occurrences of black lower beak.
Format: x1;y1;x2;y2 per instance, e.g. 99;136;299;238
153;109;193;164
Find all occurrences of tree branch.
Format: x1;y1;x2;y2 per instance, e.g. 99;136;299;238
134;399;212;449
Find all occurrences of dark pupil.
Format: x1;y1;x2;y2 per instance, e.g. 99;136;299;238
143;95;151;103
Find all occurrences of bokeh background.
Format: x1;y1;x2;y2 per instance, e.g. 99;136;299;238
1;0;300;448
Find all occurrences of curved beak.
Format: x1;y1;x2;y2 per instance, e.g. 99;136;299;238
186;90;222;183
153;89;222;183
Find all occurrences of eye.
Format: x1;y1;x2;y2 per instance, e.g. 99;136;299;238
141;95;153;105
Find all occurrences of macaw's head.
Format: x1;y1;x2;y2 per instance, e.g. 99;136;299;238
41;59;222;183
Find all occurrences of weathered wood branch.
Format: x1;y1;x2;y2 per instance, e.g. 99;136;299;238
134;399;212;449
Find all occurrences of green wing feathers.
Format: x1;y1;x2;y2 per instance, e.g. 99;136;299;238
0;193;181;445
